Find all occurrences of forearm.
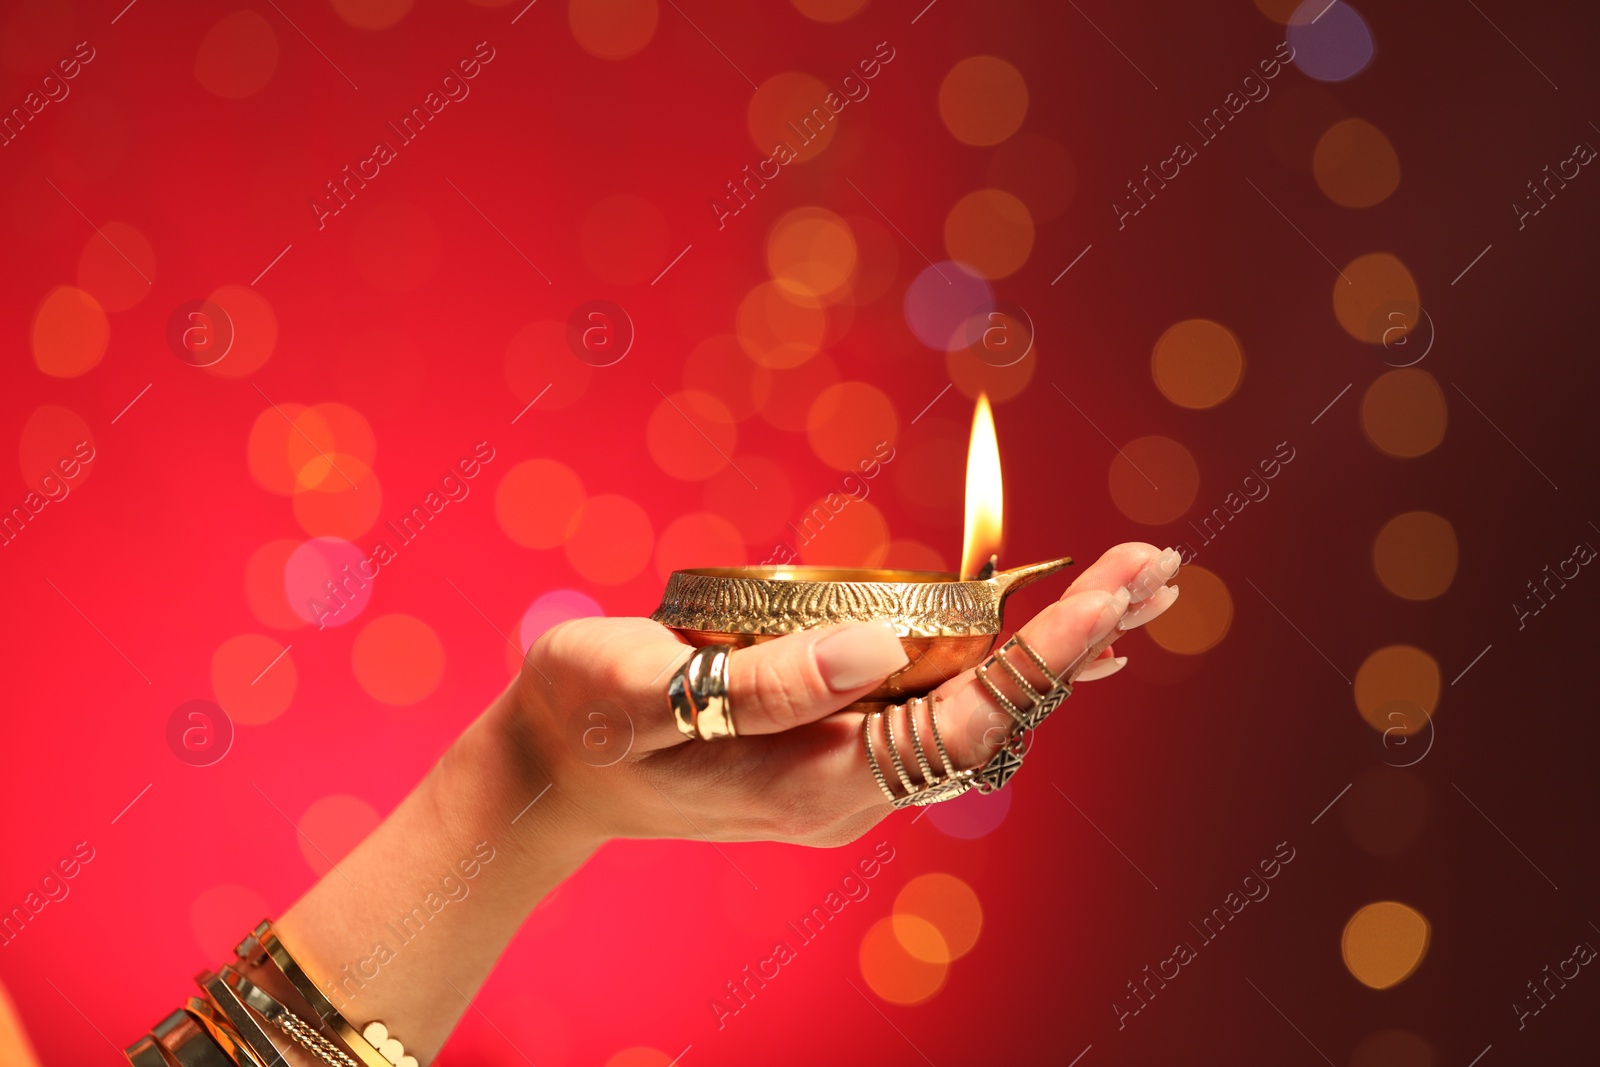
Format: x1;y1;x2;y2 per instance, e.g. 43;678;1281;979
273;685;599;1064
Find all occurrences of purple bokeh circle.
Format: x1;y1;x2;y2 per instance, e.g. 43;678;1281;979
1287;1;1374;83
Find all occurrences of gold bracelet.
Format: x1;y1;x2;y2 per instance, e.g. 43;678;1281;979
236;921;390;1067
197;969;293;1067
359;1022;418;1067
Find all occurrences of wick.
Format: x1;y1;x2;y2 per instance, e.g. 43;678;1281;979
975;554;998;581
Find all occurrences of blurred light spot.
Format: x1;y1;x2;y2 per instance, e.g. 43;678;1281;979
570;0;659;60
285;537;372;626
859;916;948;1005
31;286;107;378
704;456;793;545
1287;0;1374;82
737;281;827;368
211;634;296;725
566;494;654;584
846;213;900;304
790;0;867;21
648;389;738;480
1342;767;1430;859
1314;118;1400;207
1146;564;1232;655
1373;511;1457;600
1265;82;1347;173
520;589;604;653
245;540;308;630
895;873;982;961
290;403;377;491
986;133;1076;223
1151;319;1244;409
1354;645;1440;732
883;539;948;573
756;351;838;431
1333;253;1418;345
352;614;444;707
944;188;1034;279
927;780;1011;838
292;455;382;540
296;795;380;876
946;334;1036;403
794;496;889;568
506;320;593;411
18;405;94;492
684;335;763;421
767;206;857;302
1361;368;1445;458
1349;1028;1436;1067
203;284;276;379
1107;435;1199;525
195;10;278;97
496;458;585;549
938;55;1028;146
351;200;440;292
1252;0;1302;22
655;512;746;581
189;884;270;961
806;381;897;472
904;260;992;351
748;71;835;163
580;194;669;284
889;914;950;965
604;1048;671;1067
1342;901;1430;989
247;403;308;496
76;222;155;312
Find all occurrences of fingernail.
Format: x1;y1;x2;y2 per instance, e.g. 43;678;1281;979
1089;588;1131;646
1120;585;1180;630
1077;655;1128;681
814;620;910;692
1128;547;1182;603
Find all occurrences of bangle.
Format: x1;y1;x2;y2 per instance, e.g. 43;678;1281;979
235;921;389;1067
197;969;293;1067
359;1022;418;1067
129;1007;238;1067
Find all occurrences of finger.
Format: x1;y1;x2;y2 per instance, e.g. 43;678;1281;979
1062;542;1177;601
722;620;910;736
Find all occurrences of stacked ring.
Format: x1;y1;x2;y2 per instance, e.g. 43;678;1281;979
668;644;738;741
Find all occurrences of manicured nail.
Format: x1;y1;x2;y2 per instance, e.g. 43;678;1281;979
1128;547;1182;603
1120;585;1179;630
1089;588;1132;646
814;620;910;691
1077;655;1128;681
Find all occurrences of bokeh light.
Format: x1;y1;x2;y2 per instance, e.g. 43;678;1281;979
806;382;897;472
31;285;108;378
859;916;948;1005
496;459;585;549
790;0;867;21
565;494;654;584
894;873;982;961
505;320;593;412
289;403;377;491
520;590;604;653
647;389;738;480
757;352;838;431
1265;83;1347;173
245;539;310;630
1107;435;1200;525
292;457;382;539
1354;645;1440;733
883;539;948;572
603;1048;671;1067
569;0;658;60
794;496;889;567
1151;319;1244;409
683;335;765;421
1361;368;1446;458
1314;118;1400;207
331;0;414;30
285;537;373;627
204;284;277;379
76;222;154;312
903;260;992;351
295;795;381;876
1146;564;1232;655
211;633;296;725
938;56;1028;146
1287;0;1375;82
18;405;95;491
946;329;1036;403
352;614;445;706
927;781;1011;838
189;884;270;961
655;512;746;581
1333;253;1419;345
737;281;827;368
1373;511;1457;600
1349;1028;1436;1067
943;189;1034;279
748;72;835;163
766;206;857;302
194;10;278;98
1342;901;1430;989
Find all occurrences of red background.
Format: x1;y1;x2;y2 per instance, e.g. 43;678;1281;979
1;0;1598;1064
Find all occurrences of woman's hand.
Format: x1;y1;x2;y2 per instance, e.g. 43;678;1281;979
507;541;1181;849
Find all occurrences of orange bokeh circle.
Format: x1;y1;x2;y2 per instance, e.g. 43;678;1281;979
195;10;278;97
1151;319;1244;409
1107;435;1200;525
939;56;1028;146
352;614;445;706
570;0;659;60
1373;511;1458;600
496;459;585;549
647;390;738;480
32;286;108;378
944;188;1034;279
1333;253;1419;345
565;494;654;584
211;634;296;725
204;284;277;379
737;281;827;369
654;512;747;581
805;382;897;472
1361;368;1446;458
76;222;155;312
748;72;836;163
859;916;947;1005
1314;118;1401;208
1146;564;1233;655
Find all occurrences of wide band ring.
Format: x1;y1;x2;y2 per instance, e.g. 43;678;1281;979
668;644;737;741
975;634;1071;732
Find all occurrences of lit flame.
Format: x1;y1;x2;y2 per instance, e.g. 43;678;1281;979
960;393;1003;580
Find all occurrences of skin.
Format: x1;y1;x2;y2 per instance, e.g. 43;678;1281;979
264;542;1173;1065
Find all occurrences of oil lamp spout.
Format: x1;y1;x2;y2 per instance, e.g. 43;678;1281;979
989;556;1075;604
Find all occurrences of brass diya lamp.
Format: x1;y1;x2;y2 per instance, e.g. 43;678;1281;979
652;395;1072;707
